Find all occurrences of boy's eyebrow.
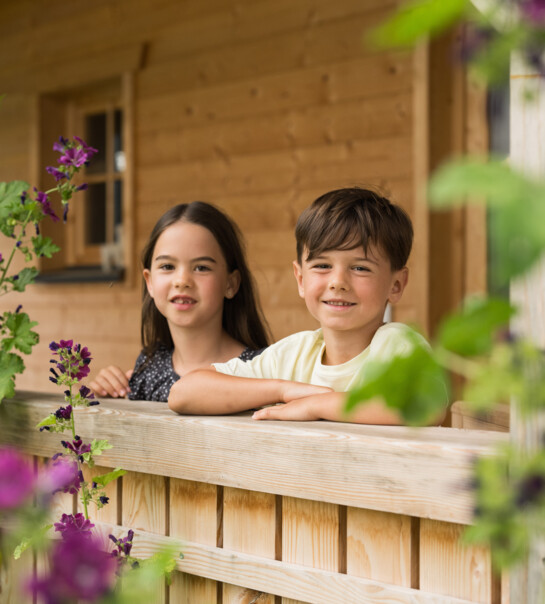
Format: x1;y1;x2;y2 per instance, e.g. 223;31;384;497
309;253;379;265
154;254;217;263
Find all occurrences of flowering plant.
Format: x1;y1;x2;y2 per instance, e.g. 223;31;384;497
0;136;96;403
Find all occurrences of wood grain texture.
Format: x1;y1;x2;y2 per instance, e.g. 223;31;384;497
346;508;413;587
420;519;497;603
92;520;482;604
223;488;276;603
169;479;218;603
4;394;507;525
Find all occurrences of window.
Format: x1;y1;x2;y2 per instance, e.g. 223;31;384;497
36;76;133;283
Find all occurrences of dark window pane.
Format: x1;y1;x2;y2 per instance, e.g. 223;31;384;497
85;183;106;245
114;179;123;240
85;113;107;174
114;109;125;172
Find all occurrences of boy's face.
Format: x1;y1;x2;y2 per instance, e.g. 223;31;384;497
293;244;408;341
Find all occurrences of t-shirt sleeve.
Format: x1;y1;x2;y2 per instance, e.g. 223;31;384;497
213;346;276;379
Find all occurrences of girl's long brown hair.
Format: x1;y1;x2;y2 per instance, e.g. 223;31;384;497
140;201;271;356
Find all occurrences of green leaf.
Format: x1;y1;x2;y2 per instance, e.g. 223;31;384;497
0;350;25;401
0;181;30;236
36;414;58;429
368;0;469;48
2;311;39;354
31;234;60;259
437;297;516;356
346;338;449;426
13;525;53;560
11;267;39;292
93;467;126;487
429;159;545;287
90;439;113;456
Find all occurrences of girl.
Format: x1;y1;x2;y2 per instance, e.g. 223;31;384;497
89;202;270;402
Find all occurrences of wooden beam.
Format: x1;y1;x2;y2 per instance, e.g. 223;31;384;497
3;392;507;526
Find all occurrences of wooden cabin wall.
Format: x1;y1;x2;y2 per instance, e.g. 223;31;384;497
0;0;442;393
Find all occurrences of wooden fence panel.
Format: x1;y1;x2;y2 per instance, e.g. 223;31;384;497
169;478;218;603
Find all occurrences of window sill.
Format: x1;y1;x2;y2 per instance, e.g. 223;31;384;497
35;266;124;284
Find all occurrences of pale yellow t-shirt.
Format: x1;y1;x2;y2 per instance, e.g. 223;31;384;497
213;322;428;392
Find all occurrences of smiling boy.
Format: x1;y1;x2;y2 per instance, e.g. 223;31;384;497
168;187;433;424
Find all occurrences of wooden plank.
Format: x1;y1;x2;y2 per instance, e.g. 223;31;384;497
346;508;414;587
4;394;507;525
223;487;276;603
122;470;167;604
169;479;218;603
94;520;480;604
420;519;498;603
282;497;339;604
450;402;509;433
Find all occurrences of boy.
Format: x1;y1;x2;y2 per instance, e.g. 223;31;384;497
168;187;431;424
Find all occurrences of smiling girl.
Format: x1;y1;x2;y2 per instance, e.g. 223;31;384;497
89;202;270;401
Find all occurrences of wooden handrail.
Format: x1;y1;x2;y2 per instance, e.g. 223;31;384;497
2;391;507;526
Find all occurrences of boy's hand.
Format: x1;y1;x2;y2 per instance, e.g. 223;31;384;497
253;397;323;421
89;366;133;398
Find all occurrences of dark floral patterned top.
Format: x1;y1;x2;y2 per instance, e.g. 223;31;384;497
128;344;262;402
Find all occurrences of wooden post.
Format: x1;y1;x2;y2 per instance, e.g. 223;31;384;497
509;51;545;603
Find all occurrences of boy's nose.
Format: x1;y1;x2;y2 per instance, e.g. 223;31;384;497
328;274;348;291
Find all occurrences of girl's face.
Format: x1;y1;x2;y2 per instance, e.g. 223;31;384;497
144;220;240;333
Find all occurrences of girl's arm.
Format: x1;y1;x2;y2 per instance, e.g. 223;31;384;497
167;368;331;415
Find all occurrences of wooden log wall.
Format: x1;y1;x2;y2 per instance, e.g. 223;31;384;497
1;392;508;603
0;0;433;393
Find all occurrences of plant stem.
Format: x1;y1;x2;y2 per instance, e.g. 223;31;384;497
0;210;33;289
434;346;482;379
69;383;89;521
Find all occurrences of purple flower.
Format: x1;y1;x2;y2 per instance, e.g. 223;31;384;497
0;448;35;509
99;495;109;505
54;513;95;539
0;252;3;263
30;534;117;603
58;146;92;168
34;189;59;222
61;437;91;458
15;304;22;313
521;0;545;22
45;165;67;182
55;404;72;420
79;385;95;400
20;190;27;204
38;458;79;495
73;136;98;159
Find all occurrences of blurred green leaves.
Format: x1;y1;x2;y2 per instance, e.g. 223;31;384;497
429;158;545;288
368;0;469;48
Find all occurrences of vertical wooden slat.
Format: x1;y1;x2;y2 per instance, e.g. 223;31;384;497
122;471;167;604
420;518;498;603
346;507;413;587
281;497;339;604
78;464;119;525
223;487;276;604
169;479;218;603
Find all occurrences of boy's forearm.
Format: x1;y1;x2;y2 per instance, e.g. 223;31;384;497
168;369;285;415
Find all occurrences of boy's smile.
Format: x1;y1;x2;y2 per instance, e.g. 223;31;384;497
293;245;408;360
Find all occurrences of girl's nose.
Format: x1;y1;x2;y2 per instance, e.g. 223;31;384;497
173;268;193;289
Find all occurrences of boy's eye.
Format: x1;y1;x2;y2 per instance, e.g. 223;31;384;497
311;263;331;270
353;265;371;272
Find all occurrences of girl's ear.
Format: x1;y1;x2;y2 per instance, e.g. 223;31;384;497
388;266;409;305
225;269;241;299
143;269;154;298
293;261;305;298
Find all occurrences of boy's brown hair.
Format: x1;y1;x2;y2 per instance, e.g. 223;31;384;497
295;187;413;271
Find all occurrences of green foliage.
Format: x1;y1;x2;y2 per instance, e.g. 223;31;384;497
31;234;60;259
437;297;515;357
0;350;25;400
368;0;469;48
346;335;449;426
0;181;30;237
81;439;113;467
93;468;127;487
13;524;53;560
429;158;545;288
1;311;39;354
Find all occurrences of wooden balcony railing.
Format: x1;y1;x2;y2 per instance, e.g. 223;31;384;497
1;391;509;604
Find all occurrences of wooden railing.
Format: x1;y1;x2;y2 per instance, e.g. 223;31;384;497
1;392;509;604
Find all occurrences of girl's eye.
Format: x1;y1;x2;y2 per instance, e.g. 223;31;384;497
158;263;174;271
194;265;212;272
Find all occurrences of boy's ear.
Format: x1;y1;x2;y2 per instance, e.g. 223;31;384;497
143;269;154;298
388;266;409;304
293;261;305;298
225;269;241;299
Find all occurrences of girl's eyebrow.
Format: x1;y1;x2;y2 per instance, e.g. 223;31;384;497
154;254;217;263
